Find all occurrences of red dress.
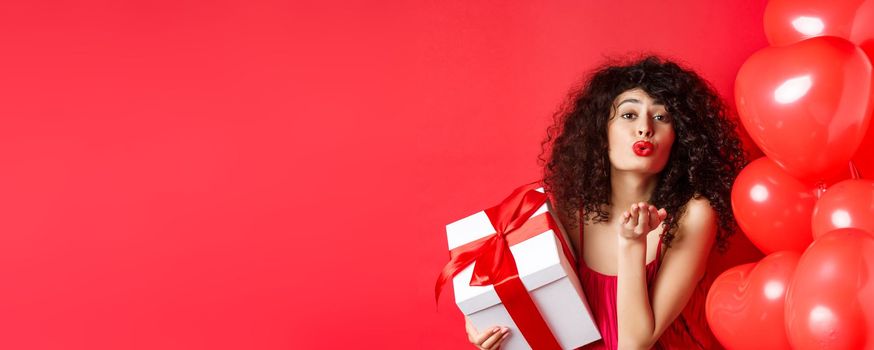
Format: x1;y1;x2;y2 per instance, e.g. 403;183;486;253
558;209;716;350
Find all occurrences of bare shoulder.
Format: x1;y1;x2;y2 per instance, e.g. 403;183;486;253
675;195;717;242
684;195;714;215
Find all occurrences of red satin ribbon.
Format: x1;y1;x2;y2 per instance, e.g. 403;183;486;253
435;182;574;350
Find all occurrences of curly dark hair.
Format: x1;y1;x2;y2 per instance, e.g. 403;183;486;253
538;55;748;252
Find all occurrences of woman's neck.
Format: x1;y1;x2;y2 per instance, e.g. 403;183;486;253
608;168;658;214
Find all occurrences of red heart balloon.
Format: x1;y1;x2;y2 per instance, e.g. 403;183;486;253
851;1;874;59
763;0;874;180
851;2;874;178
735;36;873;183
785;228;874;349
854;120;874;179
812;179;874;239
731;157;816;254
764;0;870;46
706;251;800;350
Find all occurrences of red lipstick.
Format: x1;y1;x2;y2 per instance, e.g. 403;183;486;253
632;141;654;156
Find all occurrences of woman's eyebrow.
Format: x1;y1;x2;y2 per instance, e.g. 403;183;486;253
616;98;666;108
616;98;641;108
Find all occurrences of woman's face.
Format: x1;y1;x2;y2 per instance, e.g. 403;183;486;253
606;88;675;174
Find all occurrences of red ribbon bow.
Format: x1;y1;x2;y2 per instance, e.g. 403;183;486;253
435;182;576;350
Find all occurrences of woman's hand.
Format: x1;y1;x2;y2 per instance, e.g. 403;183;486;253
619;202;667;241
465;316;510;349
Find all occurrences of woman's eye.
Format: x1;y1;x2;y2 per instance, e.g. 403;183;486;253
621;113;635;119
654;114;669;122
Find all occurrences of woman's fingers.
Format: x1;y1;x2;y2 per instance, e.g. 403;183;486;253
636;202;649;234
629;204;639;227
480;328;509;349
471;326;500;345
623;203;669;237
647;205;659;227
489;331;510;349
465;317;510;349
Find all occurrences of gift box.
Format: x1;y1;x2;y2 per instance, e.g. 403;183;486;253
436;183;601;350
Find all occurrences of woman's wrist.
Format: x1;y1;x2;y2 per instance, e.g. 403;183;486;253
618;235;646;252
617;233;646;267
617;228;647;246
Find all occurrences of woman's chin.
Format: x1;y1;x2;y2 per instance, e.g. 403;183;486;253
612;159;668;174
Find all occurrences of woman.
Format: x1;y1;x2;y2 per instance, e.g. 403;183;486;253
465;56;746;349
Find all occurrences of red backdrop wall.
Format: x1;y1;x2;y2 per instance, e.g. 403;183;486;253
0;1;768;349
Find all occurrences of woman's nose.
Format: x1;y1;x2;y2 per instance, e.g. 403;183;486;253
636;113;654;138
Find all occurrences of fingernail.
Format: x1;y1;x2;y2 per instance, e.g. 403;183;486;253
501;327;509;333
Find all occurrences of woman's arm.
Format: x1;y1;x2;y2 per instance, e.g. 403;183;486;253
616;197;717;350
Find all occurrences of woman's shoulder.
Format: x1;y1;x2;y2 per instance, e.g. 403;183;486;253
676;194;717;240
684;194;713;213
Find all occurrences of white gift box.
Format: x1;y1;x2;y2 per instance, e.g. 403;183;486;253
446;188;601;350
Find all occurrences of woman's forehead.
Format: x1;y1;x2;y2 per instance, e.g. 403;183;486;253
613;88;665;107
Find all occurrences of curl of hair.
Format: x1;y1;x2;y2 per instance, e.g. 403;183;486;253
538;55;748;252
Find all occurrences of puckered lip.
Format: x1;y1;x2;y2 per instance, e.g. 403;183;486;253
632;140;655;156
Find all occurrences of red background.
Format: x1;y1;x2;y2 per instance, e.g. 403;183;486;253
0;1;768;349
